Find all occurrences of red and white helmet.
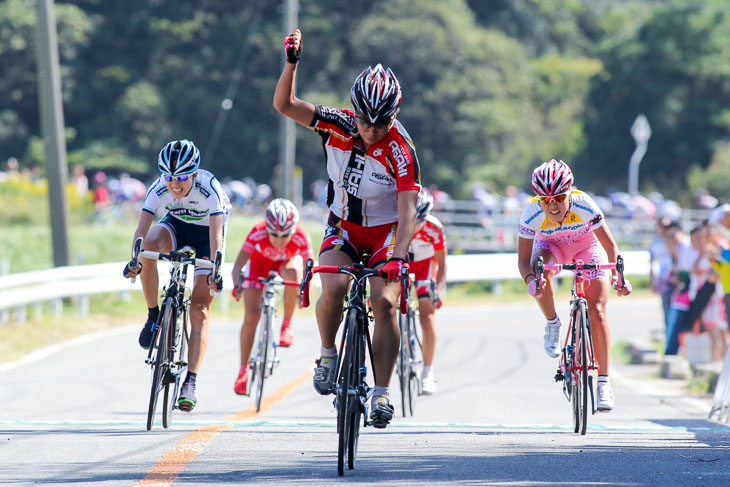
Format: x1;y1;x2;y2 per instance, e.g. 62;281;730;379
350;64;402;124
531;159;574;196
265;198;299;234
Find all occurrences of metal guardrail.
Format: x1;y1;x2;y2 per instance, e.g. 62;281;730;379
0;251;650;323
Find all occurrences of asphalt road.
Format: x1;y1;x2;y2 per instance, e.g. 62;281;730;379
0;297;728;486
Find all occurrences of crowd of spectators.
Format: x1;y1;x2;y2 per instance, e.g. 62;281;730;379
649;204;730;365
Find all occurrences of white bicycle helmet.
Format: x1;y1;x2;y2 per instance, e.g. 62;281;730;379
265;198;299;234
158;139;200;176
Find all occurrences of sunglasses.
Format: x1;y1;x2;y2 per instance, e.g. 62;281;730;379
163;174;192;183
355;115;392;129
539;193;568;205
268;230;292;239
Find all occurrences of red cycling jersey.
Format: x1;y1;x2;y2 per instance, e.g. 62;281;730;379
310;105;422;227
409;215;446;298
409;214;446;263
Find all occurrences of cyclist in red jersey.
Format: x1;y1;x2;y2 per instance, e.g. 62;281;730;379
409;189;447;395
274;29;421;428
230;198;313;395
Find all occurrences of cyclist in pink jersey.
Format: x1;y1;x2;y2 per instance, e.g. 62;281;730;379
230;199;313;395
408;189;447;394
274;29;421;428
516;159;631;412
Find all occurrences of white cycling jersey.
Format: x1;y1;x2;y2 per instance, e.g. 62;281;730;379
518;189;604;245
142;169;231;226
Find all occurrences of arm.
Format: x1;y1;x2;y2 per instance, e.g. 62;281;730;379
594;223;631;295
434;248;447;296
124;211;155;279
231;248;251;285
517;236;536;284
392;190;419;261
208;213;224;260
272;29;316;127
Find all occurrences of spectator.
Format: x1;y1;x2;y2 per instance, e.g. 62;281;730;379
649;217;678;327
664;225;697;355
72;164;89;198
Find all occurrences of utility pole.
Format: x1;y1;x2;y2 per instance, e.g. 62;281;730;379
279;0;299;205
35;0;71;267
628;114;651;195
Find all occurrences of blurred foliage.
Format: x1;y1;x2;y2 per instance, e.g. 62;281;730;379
3;0;730;199
0;176;90;226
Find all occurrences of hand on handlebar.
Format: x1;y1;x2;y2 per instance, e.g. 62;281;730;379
528;276;546;298
611;276;632;297
123;261;142;279
383;258;407;282
207;272;224;293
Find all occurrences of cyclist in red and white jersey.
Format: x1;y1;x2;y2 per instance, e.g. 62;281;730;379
408;189;447;394
230;198;313;395
516;159;631;412
274;29;421;428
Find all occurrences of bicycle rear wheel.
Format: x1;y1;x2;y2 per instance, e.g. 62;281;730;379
147;302;172;431
338;312;357;476
577;301;589;435
397;312;410;417
162;306;180;428
254;310;271;413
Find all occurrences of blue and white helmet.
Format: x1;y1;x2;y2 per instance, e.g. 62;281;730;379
157;139;200;176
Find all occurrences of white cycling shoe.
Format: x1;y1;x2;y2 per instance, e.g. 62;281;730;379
543;323;561;358
422;372;437;395
596;380;615;412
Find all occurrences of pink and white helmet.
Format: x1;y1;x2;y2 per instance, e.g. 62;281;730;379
265;198;299;234
531;159;574;196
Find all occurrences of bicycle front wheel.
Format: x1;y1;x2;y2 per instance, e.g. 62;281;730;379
162;306;181;428
397;312;410;417
577;301;589;435
407;308;423;416
147;301;172;431
254;309;271;413
337;311;357;476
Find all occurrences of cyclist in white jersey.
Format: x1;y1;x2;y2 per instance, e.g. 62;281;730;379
124;139;230;412
516;159;631;412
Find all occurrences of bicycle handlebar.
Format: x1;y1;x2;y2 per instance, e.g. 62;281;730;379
299;259;410;314
535;255;626;289
129;237;222;296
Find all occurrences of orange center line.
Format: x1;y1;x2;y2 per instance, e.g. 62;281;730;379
135;369;313;487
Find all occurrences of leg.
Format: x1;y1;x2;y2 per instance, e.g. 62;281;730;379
585;277;610;376
418;297;437;367
369;277;401;388
188;273;215;374
315;250;352;349
140;225;173;308
279;256;303;322
239;287;264;367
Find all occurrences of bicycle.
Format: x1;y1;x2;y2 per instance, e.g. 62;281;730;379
299;258;408;476
128;237;222;431
536;255;625;435
233;270;299;412
396;277;438;417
